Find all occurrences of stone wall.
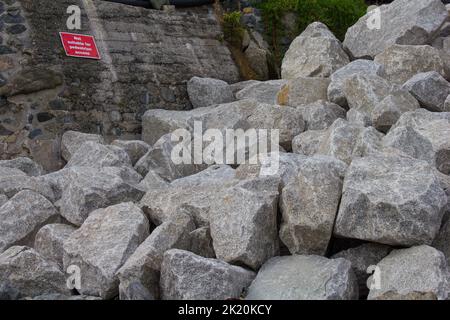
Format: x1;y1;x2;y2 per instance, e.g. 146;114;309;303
0;0;239;170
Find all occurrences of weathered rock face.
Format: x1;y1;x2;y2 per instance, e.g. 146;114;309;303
298;101;346;131
235;80;287;104
210;176;280;270
343;0;449;59
0;190;59;254
368;245;449;300
117;214;194;300
61;131;105;162
187;77;234;109
292;130;326;156
334;154;447;246
280;156;347;255
402;71;450;112
327;59;386;107
281;22;349;79
246;255;358;300
374;45;448;85
66;141;132;169
332;243;392;297
433;218;450;266
63;203;149;299
382;109;450;174
111;140;150;166
0;246;70;300
34;224;76;267
160;249;255;300
0;157;44;176
276;77;330;107
1;0;239;166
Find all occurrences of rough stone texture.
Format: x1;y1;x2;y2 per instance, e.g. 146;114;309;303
342;74;392;119
292;130;326;156
34;224;76;266
235;80;287;104
382;109;450;174
351;127;384;158
368;245;449;300
134;133;206;181
187;77;234;109
0;157;44;176
140;165;237;227
316;119;364;165
111;140;150;166
402;71;450;112
297;101;346;131
433;218;450;266
246;255;358;300
209;176;280;270
276;77;330;107
63;202;149;299
66;141;132;169
327;59;386;107
281;22;349;79
446;94;450;111
280;156;347;255
160;249;255;300
343;0;449;59
334;154;447;246
189;227;216;258
371;90;420;133
0;168;56;201
332;243;392;297
117;214;195;300
61;131;105;162
44;166;145;226
142;99;304;151
374;45;448;85
0;246;70;300
0;190;59;254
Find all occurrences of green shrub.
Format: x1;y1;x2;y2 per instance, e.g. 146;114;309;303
255;0;367;64
223;11;246;47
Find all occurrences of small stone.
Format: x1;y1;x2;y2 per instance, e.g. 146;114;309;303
6;24;26;35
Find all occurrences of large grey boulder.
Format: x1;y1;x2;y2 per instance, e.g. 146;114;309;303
332;243;392;297
0;157;44;176
66;141;132;169
276;77;330;107
316;119;364;165
44;166;145;226
343;0;449;59
134;133;206;181
292;130;326;156
368;245;449;300
351;127;384;158
187;77;234;109
371;90;420;133
63;202;149;299
141;165;237;226
0;190;59;254
298;101;346;131
402;71;450;112
327;59;386;107
246;255;358;300
334;154;447;246
142;99;303;150
111;140;150;166
374;45;447;85
61;130;105;162
280;156;347;255
281;22;349;79
160;249;255;300
0;246;70;299
235;80;287;105
34;224;76;267
210;176;280;270
117;214;195;300
382;109;450;174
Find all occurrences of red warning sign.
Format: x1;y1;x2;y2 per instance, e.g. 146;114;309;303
59;32;101;60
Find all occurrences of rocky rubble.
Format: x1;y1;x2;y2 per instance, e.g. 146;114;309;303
1;0;450;301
